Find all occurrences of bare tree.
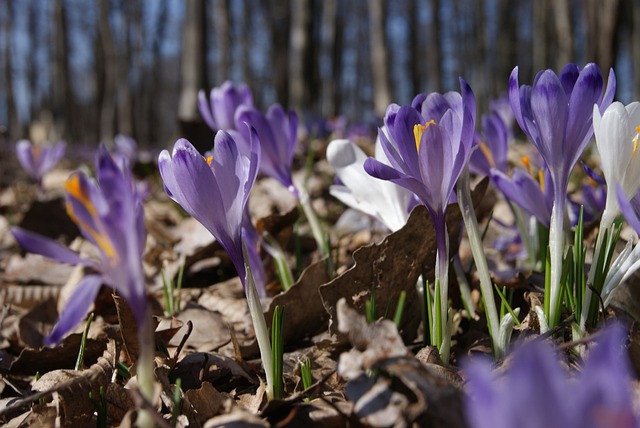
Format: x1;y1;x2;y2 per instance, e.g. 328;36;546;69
368;0;391;117
97;0;117;143
289;0;313;111
263;0;290;106
532;0;548;71
427;0;442;91
214;0;231;83
320;0;336;117
2;0;20;140
551;0;572;69
52;0;76;142
634;0;640;99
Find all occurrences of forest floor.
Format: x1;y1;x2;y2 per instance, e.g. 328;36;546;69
0;136;639;428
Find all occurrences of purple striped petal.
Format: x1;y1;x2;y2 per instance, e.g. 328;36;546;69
45;274;104;345
11;227;92;267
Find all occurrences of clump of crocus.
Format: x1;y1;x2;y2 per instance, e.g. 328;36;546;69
158;131;278;399
464;324;638;428
578;101;640;334
12;145;155;426
326;135;415;233
510;63;615;328
16;139;66;190
364;78;476;363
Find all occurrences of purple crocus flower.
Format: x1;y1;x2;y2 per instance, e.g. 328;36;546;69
16;140;66;187
198;81;253;131
491;166;554;227
12;146;146;344
364;78;476;361
469;111;509;177
235;104;299;196
464;324;639;428
510;63;615;327
158;131;260;292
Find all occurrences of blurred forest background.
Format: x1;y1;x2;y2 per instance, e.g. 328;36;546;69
0;0;638;147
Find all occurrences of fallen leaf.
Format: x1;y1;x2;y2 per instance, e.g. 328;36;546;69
320;178;487;343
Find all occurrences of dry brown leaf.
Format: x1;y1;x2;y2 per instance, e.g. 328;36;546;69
203;409;270;428
105;382;135;423
183;381;227;425
0;340;116;426
168;304;230;353
171;351;254;392
320;178;487;343
9;334;108;376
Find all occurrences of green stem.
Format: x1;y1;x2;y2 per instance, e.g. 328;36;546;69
136;309;156;428
457;169;501;358
242;240;274;399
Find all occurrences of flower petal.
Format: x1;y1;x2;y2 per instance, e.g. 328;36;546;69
11;227;91;266
45;274;104;345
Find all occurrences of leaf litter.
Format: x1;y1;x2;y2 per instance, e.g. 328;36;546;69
0;146;638;428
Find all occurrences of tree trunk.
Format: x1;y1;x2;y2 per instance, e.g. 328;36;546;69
289;0;312;111
320;0;336;117
532;0;547;71
597;0;620;75
98;0;117;143
2;0;21;141
264;0;290;106
214;0;231;83
409;0;421;96
428;0;442;91
332;0;344;116
368;0;391;117
551;0;572;69
634;0;640;99
178;0;207;123
52;0;75;142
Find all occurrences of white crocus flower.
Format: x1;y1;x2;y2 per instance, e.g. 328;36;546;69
580;101;640;335
327;136;414;232
593;101;640;230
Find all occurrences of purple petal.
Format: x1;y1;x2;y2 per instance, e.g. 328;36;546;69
45;274;104;345
198;89;217;130
364;158;428;206
11;227;91;266
530;70;568;172
600;68;617;114
559;63;580;95
386;106;423;177
491;168;552;227
463;357;506;428
564;64;604;164
577;323;637;428
617;185;640;235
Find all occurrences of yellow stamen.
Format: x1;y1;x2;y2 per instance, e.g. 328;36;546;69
65;175;117;260
413;120;436;152
205;155;213;166
521;156;531;174
478;141;496;168
633;126;640;155
538;169;545;193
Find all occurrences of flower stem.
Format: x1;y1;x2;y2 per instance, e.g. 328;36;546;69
547;192;566;328
242;240;274;399
136;309;156;428
457;169;501;358
578;208;616;335
298;187;329;260
434;212;451;363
